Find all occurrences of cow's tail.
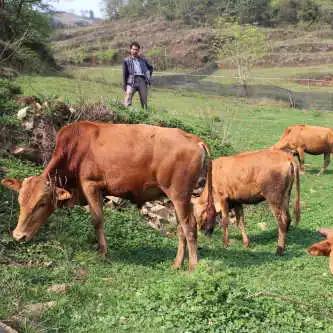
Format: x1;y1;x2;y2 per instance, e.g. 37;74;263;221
292;160;301;225
199;142;216;233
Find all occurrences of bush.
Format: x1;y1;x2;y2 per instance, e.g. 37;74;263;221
0;78;21;116
145;47;168;71
109;100;234;157
94;49;119;65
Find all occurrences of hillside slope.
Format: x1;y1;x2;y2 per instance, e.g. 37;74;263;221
52;17;216;69
52;17;333;69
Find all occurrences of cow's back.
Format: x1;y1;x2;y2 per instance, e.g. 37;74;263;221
44;121;205;202
276;125;333;154
212;149;293;204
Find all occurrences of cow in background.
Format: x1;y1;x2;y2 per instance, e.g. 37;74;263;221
192;149;300;255
272;125;333;175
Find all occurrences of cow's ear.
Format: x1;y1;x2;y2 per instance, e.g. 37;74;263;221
1;178;22;192
56;187;72;201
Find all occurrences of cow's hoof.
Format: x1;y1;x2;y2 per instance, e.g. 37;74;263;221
243;240;250;248
172;262;182;270
188;263;197;272
276;246;284;256
98;247;107;257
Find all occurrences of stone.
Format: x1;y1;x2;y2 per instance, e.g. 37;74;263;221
23;301;56;320
47;283;69;294
17;106;29;120
0;321;18;333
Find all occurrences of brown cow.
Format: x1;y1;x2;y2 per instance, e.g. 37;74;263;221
308;228;333;275
1;121;216;270
192;149;300;255
273;125;333;175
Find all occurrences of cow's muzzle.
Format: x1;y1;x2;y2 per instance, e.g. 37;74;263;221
12;229;31;242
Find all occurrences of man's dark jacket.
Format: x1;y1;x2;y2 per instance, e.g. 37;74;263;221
123;56;153;90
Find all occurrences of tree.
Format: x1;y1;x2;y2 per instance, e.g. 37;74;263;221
214;19;268;88
0;0;55;72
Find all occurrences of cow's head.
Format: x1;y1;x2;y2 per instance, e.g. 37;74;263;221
191;195;216;236
1;176;72;241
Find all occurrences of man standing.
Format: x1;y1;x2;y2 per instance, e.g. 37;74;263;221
123;42;153;109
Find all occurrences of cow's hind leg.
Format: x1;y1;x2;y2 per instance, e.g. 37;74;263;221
173;224;187;269
234;205;250;248
318;152;330;176
172;200;198;271
269;203;291;256
82;182;107;256
220;200;231;247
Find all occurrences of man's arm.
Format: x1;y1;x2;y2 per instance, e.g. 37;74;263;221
145;59;153;76
122;60;128;91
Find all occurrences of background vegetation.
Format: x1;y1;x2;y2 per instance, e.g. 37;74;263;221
104;0;333;27
0;0;56;73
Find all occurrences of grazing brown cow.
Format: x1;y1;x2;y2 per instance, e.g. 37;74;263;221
192;149;300;255
273;125;333;175
1;121;216;270
308;228;333;275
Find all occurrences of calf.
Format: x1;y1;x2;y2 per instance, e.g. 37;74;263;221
308;228;333;275
192;149;300;255
273;125;333;175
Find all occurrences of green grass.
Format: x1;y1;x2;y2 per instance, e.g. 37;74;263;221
66;64;333;94
1;72;333;332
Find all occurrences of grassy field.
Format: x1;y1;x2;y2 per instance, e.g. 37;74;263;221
66;64;333;94
1;71;333;332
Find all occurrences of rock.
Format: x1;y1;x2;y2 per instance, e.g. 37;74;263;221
17;106;29;120
150;204;170;219
22;119;34;130
0;321;18;333
140;200;177;232
23;301;56;320
47;283;69;294
105;196;128;208
9;145;42;164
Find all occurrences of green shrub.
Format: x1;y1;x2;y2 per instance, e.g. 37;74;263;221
145;47;168;71
94;49;119;65
0;78;21;116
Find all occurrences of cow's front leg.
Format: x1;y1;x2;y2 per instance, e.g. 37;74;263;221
82;182;107;256
173;200;198;271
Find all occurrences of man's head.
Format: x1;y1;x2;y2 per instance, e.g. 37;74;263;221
130;41;140;58
1;176;72;241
